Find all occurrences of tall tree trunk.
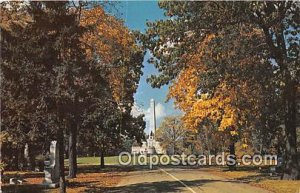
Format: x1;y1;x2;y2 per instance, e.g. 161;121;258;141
204;125;211;155
261;22;299;180
58;129;66;193
282;81;299;180
28;144;36;171
17;147;23;170
17;146;27;170
100;148;105;168
228;140;236;171
68;120;77;178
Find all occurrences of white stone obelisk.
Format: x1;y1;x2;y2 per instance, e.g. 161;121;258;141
150;99;157;136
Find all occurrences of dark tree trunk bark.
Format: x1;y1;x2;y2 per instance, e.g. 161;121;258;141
68;120;77;178
260;23;299;180
28;144;36;170
58;129;66;193
282;81;299;180
100;149;105;168
204;125;211;155
228;141;236;171
17;147;23;170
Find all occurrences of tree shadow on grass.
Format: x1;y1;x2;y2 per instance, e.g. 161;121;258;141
3;172;44;180
76;165;135;174
234;173;280;183
218;165;280;183
2;184;53;193
86;179;221;193
67;180;101;189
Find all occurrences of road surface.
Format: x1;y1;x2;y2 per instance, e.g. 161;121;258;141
107;167;271;193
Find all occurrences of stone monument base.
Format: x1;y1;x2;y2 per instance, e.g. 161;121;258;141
42;141;60;189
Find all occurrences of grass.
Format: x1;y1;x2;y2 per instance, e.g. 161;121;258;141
2;157;132;193
255;180;300;193
65;156;120;166
67;155;146;166
2;165;126;193
3;157;300;193
205;166;300;193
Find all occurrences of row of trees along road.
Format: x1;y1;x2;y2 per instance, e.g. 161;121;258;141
140;1;299;179
1;2;145;193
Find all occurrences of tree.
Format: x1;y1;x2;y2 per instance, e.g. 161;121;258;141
78;5;144;168
250;2;299;180
80;5;144;112
1;2;145;192
0;2;46;170
80;102;146;167
156;116;187;154
1;2;145;186
141;1;299;178
1;1;88;191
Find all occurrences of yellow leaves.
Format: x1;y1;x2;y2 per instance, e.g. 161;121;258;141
167;33;247;133
168;34;215;115
80;6;134;64
242;143;249;149
0;131;15;144
169;66;199;111
165;23;269;147
230;130;238;136
108;67;126;103
219;117;233;131
80;6;138;103
219;104;239;131
0;131;8;142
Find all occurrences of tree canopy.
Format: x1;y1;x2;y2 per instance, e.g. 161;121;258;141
1;2;145;191
141;1;299;179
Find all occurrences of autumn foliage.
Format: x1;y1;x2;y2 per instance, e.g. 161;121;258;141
80;6;142;105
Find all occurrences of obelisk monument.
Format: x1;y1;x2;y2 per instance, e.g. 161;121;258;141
149;99;157;137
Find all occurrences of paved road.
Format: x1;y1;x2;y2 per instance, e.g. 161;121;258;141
107;167;271;193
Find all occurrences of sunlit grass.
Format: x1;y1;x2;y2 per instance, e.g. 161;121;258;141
255;180;300;193
206;166;300;193
64;156;120;166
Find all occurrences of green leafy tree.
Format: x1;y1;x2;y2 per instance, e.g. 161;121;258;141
1;1;87;191
156;116;187;154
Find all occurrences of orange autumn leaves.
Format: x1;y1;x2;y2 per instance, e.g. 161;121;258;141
168;32;263;135
168;34;237;132
80;6;134;64
80;6;138;103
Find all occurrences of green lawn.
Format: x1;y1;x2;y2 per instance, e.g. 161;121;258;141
65;155;190;166
65;156;120;166
65;154;150;166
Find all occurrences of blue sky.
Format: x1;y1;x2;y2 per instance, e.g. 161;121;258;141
116;1;181;133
